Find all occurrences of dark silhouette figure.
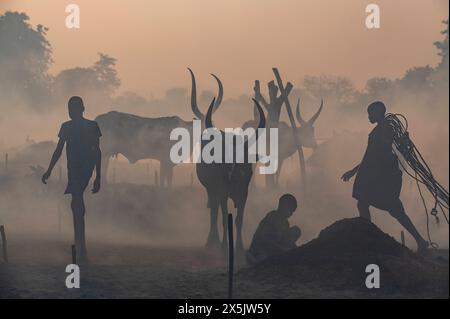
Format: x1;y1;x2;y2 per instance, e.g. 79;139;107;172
247;194;301;264
342;101;428;253
42;96;102;263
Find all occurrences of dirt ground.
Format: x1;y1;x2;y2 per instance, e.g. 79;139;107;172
0;176;448;299
0;229;448;299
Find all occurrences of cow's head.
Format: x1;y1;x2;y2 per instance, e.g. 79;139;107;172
205;96;266;163
188;68;223;122
295;98;323;149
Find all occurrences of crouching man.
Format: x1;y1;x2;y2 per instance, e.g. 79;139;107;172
247;194;301;264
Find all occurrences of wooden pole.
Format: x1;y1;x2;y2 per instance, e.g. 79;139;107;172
401;231;405;247
0;225;8;263
57;201;62;235
71;244;77;264
227;213;234;299
272;68;307;191
4;153;8;172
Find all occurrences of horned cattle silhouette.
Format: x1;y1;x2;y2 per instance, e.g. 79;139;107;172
189;69;266;259
95;71;223;187
244;96;323;186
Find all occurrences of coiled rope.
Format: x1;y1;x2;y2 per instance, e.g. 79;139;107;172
385;113;449;248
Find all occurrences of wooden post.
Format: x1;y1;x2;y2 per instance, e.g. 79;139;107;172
401;231;405;247
71;244;77;264
272;68;307;191
0;225;8;263
4;153;8;172
227;213;234;299
57;201;62;235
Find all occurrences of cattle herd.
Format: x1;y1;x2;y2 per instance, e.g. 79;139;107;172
94;69;324;255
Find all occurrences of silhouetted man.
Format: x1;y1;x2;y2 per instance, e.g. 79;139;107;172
42;96;102;263
247;194;301;264
342;101;428;253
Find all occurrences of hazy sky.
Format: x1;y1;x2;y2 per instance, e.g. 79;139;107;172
1;0;448;97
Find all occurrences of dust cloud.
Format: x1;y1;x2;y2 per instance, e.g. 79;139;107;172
0;11;448;267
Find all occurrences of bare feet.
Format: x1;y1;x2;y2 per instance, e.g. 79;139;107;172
417;240;429;255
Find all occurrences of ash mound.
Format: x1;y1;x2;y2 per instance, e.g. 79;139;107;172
244;218;448;297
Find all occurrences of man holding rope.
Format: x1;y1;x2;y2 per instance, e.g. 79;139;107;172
341;101;429;254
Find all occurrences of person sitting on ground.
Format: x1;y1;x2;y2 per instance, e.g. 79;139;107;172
247;193;301;264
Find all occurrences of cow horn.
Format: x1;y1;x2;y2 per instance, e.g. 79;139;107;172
210;73;223;112
188;68;204;120
253;98;266;130
242;99;266;155
295;98;306;125
205;97;216;129
308;99;323;125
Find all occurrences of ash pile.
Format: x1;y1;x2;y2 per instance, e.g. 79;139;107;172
244;218;448;297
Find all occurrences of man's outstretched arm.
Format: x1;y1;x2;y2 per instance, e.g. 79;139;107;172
42;138;65;184
341;164;360;181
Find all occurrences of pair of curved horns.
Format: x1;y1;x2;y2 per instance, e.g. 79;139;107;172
296;98;324;125
188;68;223;120
205;98;266;131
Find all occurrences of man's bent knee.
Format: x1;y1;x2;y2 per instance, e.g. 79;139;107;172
388;200;407;219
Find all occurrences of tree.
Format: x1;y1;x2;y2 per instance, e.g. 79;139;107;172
53;53;120;108
0;11;53;110
302;75;357;110
93;53;121;94
434;19;449;71
401;66;434;88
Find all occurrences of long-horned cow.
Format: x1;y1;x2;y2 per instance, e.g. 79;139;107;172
189;70;266;258
95;73;223;187
244;98;323;186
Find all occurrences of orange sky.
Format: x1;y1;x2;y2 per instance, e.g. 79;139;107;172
1;0;448;97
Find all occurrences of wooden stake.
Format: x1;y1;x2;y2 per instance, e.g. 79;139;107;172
0;225;8;263
71;244;77;264
4;153;8;171
227;213;234;299
401;231;405;247
57;201;62;235
272;68;307;191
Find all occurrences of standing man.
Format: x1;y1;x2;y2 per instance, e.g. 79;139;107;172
42;96;102;263
341;101;428;253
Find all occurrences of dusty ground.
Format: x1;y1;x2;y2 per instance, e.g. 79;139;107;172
0;175;448;299
0;226;448;299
